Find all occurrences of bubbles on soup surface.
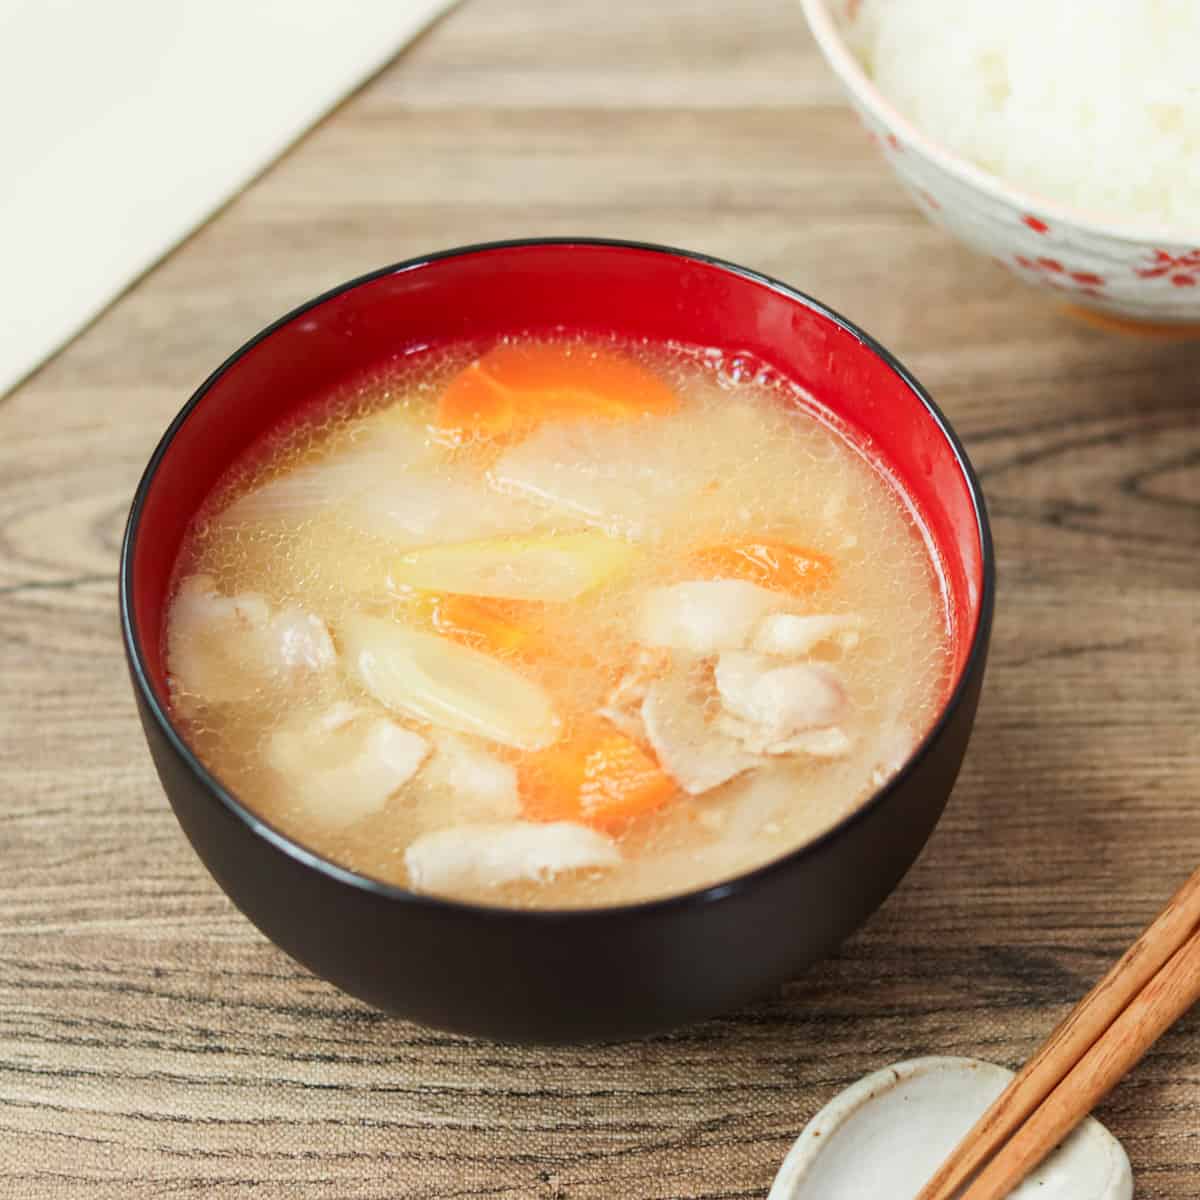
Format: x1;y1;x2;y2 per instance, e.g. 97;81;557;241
166;336;951;907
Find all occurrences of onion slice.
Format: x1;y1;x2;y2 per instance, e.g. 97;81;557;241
340;613;560;750
384;530;635;602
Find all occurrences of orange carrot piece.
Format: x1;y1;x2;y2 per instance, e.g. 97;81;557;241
688;538;834;595
519;718;677;833
403;592;543;658
434;343;678;445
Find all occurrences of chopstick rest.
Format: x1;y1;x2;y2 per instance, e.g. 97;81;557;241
767;1056;1131;1200
918;866;1200;1200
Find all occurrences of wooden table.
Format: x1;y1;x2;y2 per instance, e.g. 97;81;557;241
3;1;1198;1195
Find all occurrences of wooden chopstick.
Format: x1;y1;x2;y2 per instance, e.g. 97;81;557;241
960;922;1200;1200
914;865;1200;1200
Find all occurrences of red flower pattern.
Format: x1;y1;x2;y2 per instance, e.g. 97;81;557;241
1013;255;1105;297
1135;249;1200;288
857;138;1195;307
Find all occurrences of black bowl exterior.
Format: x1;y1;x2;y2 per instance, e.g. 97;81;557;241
129;631;986;1043
121;240;994;1043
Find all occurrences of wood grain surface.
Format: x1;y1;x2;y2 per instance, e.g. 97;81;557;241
2;1;1198;1196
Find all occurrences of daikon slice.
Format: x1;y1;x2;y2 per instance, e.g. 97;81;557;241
340;613;560;750
219;460;371;525
218;407;436;526
225;458;548;550
351;470;551;547
491;402;796;540
491;419;686;539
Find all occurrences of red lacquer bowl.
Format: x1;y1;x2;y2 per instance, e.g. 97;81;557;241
120;240;993;1042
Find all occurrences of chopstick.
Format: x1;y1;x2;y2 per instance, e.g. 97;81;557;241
915;865;1200;1200
959;922;1200;1200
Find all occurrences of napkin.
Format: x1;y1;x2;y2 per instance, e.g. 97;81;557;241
0;0;456;397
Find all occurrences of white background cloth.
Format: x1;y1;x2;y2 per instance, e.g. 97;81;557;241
0;0;455;397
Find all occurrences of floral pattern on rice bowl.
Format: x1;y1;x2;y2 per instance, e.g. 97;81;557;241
802;0;1200;326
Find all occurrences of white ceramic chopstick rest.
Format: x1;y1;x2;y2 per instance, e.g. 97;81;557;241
769;1056;1132;1200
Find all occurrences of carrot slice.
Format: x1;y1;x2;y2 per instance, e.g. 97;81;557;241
434;343;678;445
403;592;543;658
688;538;834;595
519;717;677;833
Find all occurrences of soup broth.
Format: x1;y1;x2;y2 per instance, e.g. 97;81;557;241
166;337;951;907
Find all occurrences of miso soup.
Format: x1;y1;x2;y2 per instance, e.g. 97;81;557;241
165;337;951;907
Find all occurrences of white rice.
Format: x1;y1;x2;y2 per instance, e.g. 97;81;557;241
847;0;1200;229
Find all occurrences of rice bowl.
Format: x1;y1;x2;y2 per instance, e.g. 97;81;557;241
800;0;1200;326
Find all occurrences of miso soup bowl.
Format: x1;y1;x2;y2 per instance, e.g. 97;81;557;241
120;239;993;1043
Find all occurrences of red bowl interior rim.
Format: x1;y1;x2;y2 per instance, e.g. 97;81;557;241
120;238;995;918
